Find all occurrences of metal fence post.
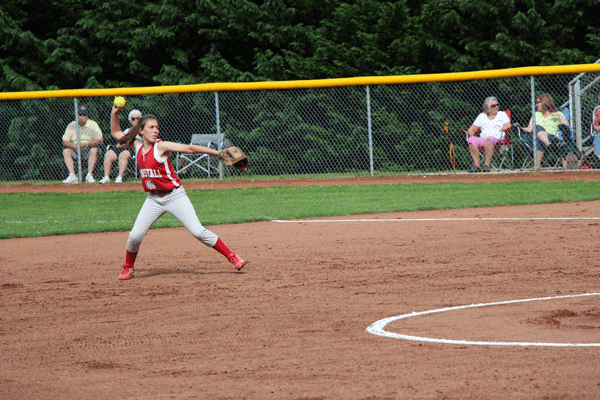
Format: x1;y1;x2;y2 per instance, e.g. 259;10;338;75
531;77;537;171
574;79;582;151
215;91;223;180
366;85;373;176
74;98;82;182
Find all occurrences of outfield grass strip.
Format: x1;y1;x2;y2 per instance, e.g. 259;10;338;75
1;180;599;239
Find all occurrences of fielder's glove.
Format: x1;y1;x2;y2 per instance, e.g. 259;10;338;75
217;146;249;172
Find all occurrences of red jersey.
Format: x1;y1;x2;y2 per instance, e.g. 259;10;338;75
136;140;181;192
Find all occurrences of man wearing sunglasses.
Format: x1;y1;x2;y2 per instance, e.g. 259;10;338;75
62;105;104;183
100;109;142;184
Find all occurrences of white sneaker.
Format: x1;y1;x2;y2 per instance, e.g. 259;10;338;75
62;174;78;184
99;176;110;184
114;176;123;183
86;173;96;183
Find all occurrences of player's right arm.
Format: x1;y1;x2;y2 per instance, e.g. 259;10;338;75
110;105;125;141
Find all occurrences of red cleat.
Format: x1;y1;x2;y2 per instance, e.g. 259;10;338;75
119;266;135;280
228;254;246;271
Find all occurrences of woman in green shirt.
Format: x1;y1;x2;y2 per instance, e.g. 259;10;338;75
520;94;570;169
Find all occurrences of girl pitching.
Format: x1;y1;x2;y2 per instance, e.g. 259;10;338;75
110;103;246;280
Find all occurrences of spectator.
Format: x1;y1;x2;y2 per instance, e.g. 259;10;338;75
99;109;142;183
592;91;600;162
62;104;103;184
519;94;569;169
466;96;511;173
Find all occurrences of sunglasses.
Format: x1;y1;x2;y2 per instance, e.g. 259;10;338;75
490;104;499;108
78;113;88;116
131;117;140;121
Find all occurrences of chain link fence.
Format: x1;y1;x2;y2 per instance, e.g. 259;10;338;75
1;69;599;182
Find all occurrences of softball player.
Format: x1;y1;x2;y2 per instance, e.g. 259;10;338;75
110;104;246;280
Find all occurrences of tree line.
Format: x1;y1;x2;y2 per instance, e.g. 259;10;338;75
1;0;599;92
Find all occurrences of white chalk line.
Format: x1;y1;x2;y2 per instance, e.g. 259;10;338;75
366;293;600;347
7;217;599;225
2;220;136;224
274;217;600;223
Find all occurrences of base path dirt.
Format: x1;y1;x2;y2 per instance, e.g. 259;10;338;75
2;171;600;399
1;170;599;193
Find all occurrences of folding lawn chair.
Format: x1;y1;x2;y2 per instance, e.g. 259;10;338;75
517;107;579;170
460;109;515;170
175;134;226;178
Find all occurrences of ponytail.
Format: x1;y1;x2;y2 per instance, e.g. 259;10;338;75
118;114;158;147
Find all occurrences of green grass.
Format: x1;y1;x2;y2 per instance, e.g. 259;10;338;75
2;180;600;239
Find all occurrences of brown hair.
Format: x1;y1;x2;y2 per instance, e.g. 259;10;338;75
536;94;557;113
118;114;158;147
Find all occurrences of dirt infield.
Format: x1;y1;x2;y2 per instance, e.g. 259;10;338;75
1;169;599;193
2;171;600;399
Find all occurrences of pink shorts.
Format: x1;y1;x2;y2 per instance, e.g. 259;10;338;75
468;136;500;147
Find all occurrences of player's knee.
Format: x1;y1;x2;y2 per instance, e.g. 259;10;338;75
192;227;218;247
127;232;145;251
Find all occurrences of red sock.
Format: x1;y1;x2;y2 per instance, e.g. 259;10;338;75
124;250;138;267
213;238;234;260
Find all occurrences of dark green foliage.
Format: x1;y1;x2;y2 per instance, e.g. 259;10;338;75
0;98;73;180
1;1;598;180
1;0;599;91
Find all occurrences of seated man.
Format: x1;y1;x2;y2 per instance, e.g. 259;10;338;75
62;105;103;183
466;96;511;172
99;109;142;183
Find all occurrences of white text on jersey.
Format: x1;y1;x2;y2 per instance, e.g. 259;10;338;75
140;169;162;178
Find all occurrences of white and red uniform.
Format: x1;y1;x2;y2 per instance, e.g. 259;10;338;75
125;140;218;254
137;139;181;193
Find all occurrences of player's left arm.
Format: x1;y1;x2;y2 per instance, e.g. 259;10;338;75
156;141;219;158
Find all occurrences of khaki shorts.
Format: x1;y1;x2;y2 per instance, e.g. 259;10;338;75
64;146;100;158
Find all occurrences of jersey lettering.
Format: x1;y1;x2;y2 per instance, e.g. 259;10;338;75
139;169;163;178
136;140;181;192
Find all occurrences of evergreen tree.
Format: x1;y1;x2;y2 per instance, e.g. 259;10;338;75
1;0;599;91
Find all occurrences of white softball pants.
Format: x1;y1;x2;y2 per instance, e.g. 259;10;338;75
126;187;218;253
